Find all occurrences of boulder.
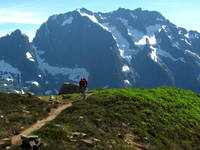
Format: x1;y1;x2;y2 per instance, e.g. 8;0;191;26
59;83;80;95
72;132;87;137
0;138;11;148
21;135;42;150
56;98;60;104
49;96;55;102
80;138;100;147
80;139;94;146
25;92;35;98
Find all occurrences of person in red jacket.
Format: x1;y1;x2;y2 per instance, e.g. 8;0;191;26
79;78;88;99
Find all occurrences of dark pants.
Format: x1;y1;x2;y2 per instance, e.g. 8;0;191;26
79;87;86;93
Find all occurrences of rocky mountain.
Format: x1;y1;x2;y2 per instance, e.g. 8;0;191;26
0;30;43;94
0;8;200;95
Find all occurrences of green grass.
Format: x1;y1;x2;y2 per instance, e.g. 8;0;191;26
20;87;200;150
0;93;58;139
0;92;82;140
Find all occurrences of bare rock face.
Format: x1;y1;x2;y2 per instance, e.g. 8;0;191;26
59;83;80;95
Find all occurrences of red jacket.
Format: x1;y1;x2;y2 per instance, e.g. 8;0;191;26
79;79;87;88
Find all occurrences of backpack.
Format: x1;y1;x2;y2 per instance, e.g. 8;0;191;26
83;79;88;87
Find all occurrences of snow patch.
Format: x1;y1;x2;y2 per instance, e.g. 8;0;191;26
3;84;8;87
77;9;109;31
117;17;144;42
185;39;191;46
32;45;89;82
103;23;134;62
135;35;157;45
26;81;39;86
134;25;160;46
184;33;189;38
149;46;186;62
149;46;158;62
159;25;167;32
122;65;130;72
44;65;89;82
185;50;200;60
124;80;130;85
26;52;35;62
5;78;14;82
14;90;21;94
14;89;25;94
168;35;172;40
103;23;133;62
62;16;73;26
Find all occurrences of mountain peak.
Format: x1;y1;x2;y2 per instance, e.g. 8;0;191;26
11;29;22;36
133;7;142;12
1;7;200;95
10;29;29;39
76;8;93;15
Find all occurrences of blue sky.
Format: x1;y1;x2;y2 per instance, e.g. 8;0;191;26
0;0;199;41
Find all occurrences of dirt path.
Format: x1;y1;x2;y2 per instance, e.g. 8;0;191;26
0;93;93;146
0;140;4;145
85;93;93;99
11;103;72;146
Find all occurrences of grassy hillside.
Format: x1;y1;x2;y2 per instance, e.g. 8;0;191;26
0;93;57;139
10;87;199;150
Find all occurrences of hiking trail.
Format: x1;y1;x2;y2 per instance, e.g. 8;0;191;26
0;93;93;146
11;103;72;146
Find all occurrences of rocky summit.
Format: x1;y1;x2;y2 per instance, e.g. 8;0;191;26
0;8;200;95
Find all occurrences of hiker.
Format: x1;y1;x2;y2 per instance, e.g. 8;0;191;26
79;78;88;99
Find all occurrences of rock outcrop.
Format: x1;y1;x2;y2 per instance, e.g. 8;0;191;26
59;83;80;94
21;135;42;150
